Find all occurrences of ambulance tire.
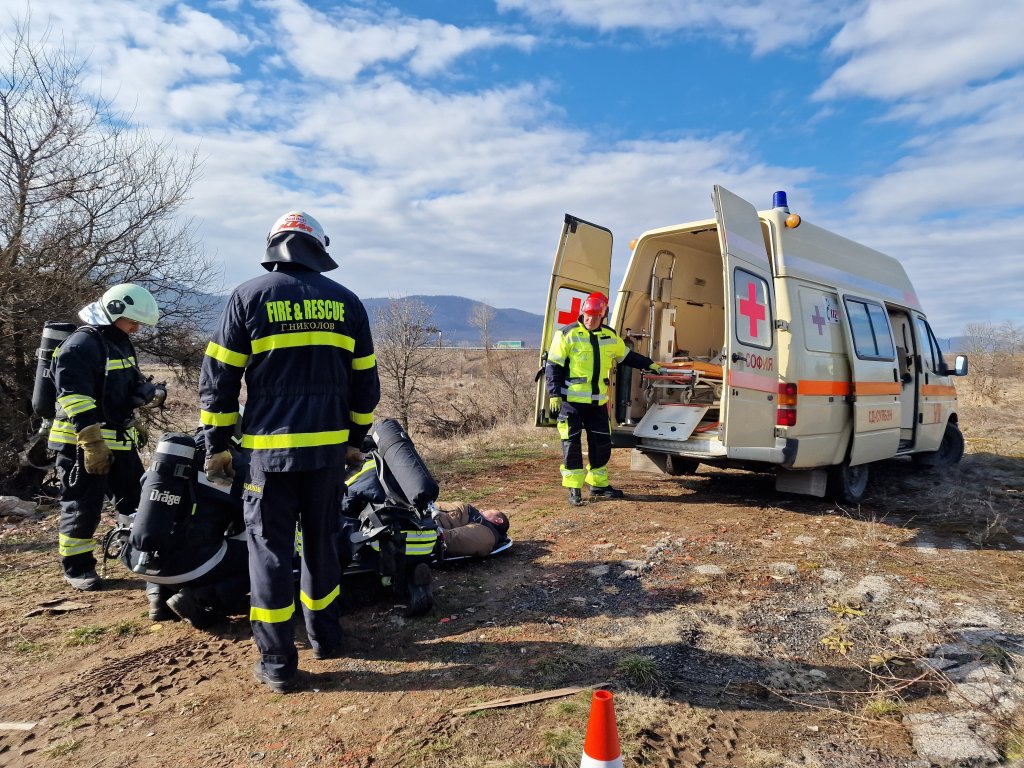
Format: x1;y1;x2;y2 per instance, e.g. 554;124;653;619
912;422;964;468
666;456;700;476
827;461;870;505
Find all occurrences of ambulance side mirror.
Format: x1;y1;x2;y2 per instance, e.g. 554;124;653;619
952;355;968;377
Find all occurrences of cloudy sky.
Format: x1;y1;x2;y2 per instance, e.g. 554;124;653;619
4;0;1022;335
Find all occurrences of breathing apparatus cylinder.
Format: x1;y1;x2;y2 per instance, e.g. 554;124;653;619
371;418;439;512
129;433;196;568
31;322;77;418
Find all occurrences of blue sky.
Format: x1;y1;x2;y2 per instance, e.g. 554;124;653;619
5;0;1023;335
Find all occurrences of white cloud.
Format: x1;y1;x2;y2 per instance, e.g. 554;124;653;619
496;0;845;53
817;0;1024;100
258;0;535;82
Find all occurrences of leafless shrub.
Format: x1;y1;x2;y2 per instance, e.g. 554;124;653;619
0;19;215;485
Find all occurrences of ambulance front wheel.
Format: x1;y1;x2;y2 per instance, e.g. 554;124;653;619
827;461;870;505
912;421;965;468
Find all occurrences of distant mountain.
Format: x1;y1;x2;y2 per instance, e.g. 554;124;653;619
362;295;543;347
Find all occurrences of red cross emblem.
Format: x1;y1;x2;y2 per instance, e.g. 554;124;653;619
810;305;826;335
738;282;766;338
557;296;582;325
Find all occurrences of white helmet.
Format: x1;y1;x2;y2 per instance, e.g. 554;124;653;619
101;283;160;326
267;211;329;251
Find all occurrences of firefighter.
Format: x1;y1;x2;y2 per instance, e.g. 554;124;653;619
545;291;663;506
199;211;380;693
48;283;164;590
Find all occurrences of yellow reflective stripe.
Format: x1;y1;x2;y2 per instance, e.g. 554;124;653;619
352;353;376;370
251;331;355;355
349;411;373;426
404;531;438;556
200;410;239;427
250;602;295;623
58;534;96;557
205;341;248;367
57;394;96;416
349;458;375;482
241;430;349;450
105;357;135;371
299;585;340;612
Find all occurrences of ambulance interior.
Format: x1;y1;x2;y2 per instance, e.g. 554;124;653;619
611;225;732;441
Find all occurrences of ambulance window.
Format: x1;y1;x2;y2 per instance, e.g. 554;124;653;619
732;268;772;349
915;317;942;371
845;298;895;360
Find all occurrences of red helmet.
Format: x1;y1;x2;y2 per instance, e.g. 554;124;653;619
581;292;608;317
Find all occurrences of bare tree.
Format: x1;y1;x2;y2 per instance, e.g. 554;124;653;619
469;301;495;354
372;297;440;430
961;321;1023;402
0;21;217;483
486;349;533;422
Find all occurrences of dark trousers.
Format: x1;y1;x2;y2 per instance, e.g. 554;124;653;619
244;467;343;677
56;447;143;575
559;402;613;488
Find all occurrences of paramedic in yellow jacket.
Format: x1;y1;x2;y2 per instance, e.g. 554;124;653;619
545;292;663;506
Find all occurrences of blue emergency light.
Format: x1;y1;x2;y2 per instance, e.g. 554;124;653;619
772;190;789;212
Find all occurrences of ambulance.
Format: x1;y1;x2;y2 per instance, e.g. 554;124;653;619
535;186;968;503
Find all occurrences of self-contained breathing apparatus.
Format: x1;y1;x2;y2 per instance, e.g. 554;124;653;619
25;320;167;473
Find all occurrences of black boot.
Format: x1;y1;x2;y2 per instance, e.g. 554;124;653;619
568;488;584;506
588;485;624;499
167;588;218;630
146;583;177;621
405;562;433;617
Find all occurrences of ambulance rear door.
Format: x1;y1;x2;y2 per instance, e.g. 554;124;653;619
713;186;779;451
836;295;902;464
535;214;613;427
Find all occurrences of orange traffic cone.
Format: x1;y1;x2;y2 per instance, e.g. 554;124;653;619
580;689;623;767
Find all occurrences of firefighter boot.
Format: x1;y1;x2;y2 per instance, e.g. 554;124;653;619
588;485;624;499
146;583;177;622
568;488;584;507
166;588;218;630
406;562;433;617
64;569;100;591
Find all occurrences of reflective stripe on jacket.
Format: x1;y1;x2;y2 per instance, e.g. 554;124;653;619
545;321;653;406
47;325;145;450
198;267;381;472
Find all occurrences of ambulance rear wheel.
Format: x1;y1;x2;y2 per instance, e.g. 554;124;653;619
828;461;870;505
912;421;965;468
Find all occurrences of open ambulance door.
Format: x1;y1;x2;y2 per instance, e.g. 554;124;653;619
713;186;779;452
835;295;902;465
534;214;613;427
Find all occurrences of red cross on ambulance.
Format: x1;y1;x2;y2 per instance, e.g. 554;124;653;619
738;282;766;338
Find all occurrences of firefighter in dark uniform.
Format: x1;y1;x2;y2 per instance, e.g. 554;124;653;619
199;211;380;693
545;291;663;506
48;283;164;590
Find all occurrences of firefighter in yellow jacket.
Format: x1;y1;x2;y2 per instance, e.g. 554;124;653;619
198;211;380;693
545;292;663;506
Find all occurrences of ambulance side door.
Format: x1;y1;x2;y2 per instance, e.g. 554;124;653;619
837;295;902;464
535;214;613;427
713;186;779;450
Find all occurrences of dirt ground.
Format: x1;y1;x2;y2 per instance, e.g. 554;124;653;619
2;402;1023;767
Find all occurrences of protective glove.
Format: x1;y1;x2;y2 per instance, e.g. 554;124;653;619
205;450;235;482
548;396;562;419
345;446;365;467
132;379;168;409
77;423;112;474
648;363;666;375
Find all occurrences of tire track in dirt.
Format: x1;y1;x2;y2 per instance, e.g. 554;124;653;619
640;703;743;768
6;636;245;762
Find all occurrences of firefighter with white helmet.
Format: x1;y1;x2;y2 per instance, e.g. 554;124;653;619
48;283;165;591
545;292;664;506
199;210;380;693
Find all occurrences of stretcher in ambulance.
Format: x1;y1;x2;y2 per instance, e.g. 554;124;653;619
535;186;968;503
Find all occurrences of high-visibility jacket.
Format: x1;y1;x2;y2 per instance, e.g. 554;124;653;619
546;321;655;406
47;325;145;451
199;266;380;472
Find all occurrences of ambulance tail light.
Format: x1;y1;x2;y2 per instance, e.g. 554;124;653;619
777;381;797;426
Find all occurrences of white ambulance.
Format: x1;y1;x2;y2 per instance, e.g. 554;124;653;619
535;186;968;503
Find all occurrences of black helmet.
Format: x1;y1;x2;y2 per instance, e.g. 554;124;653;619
261;211;338;273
